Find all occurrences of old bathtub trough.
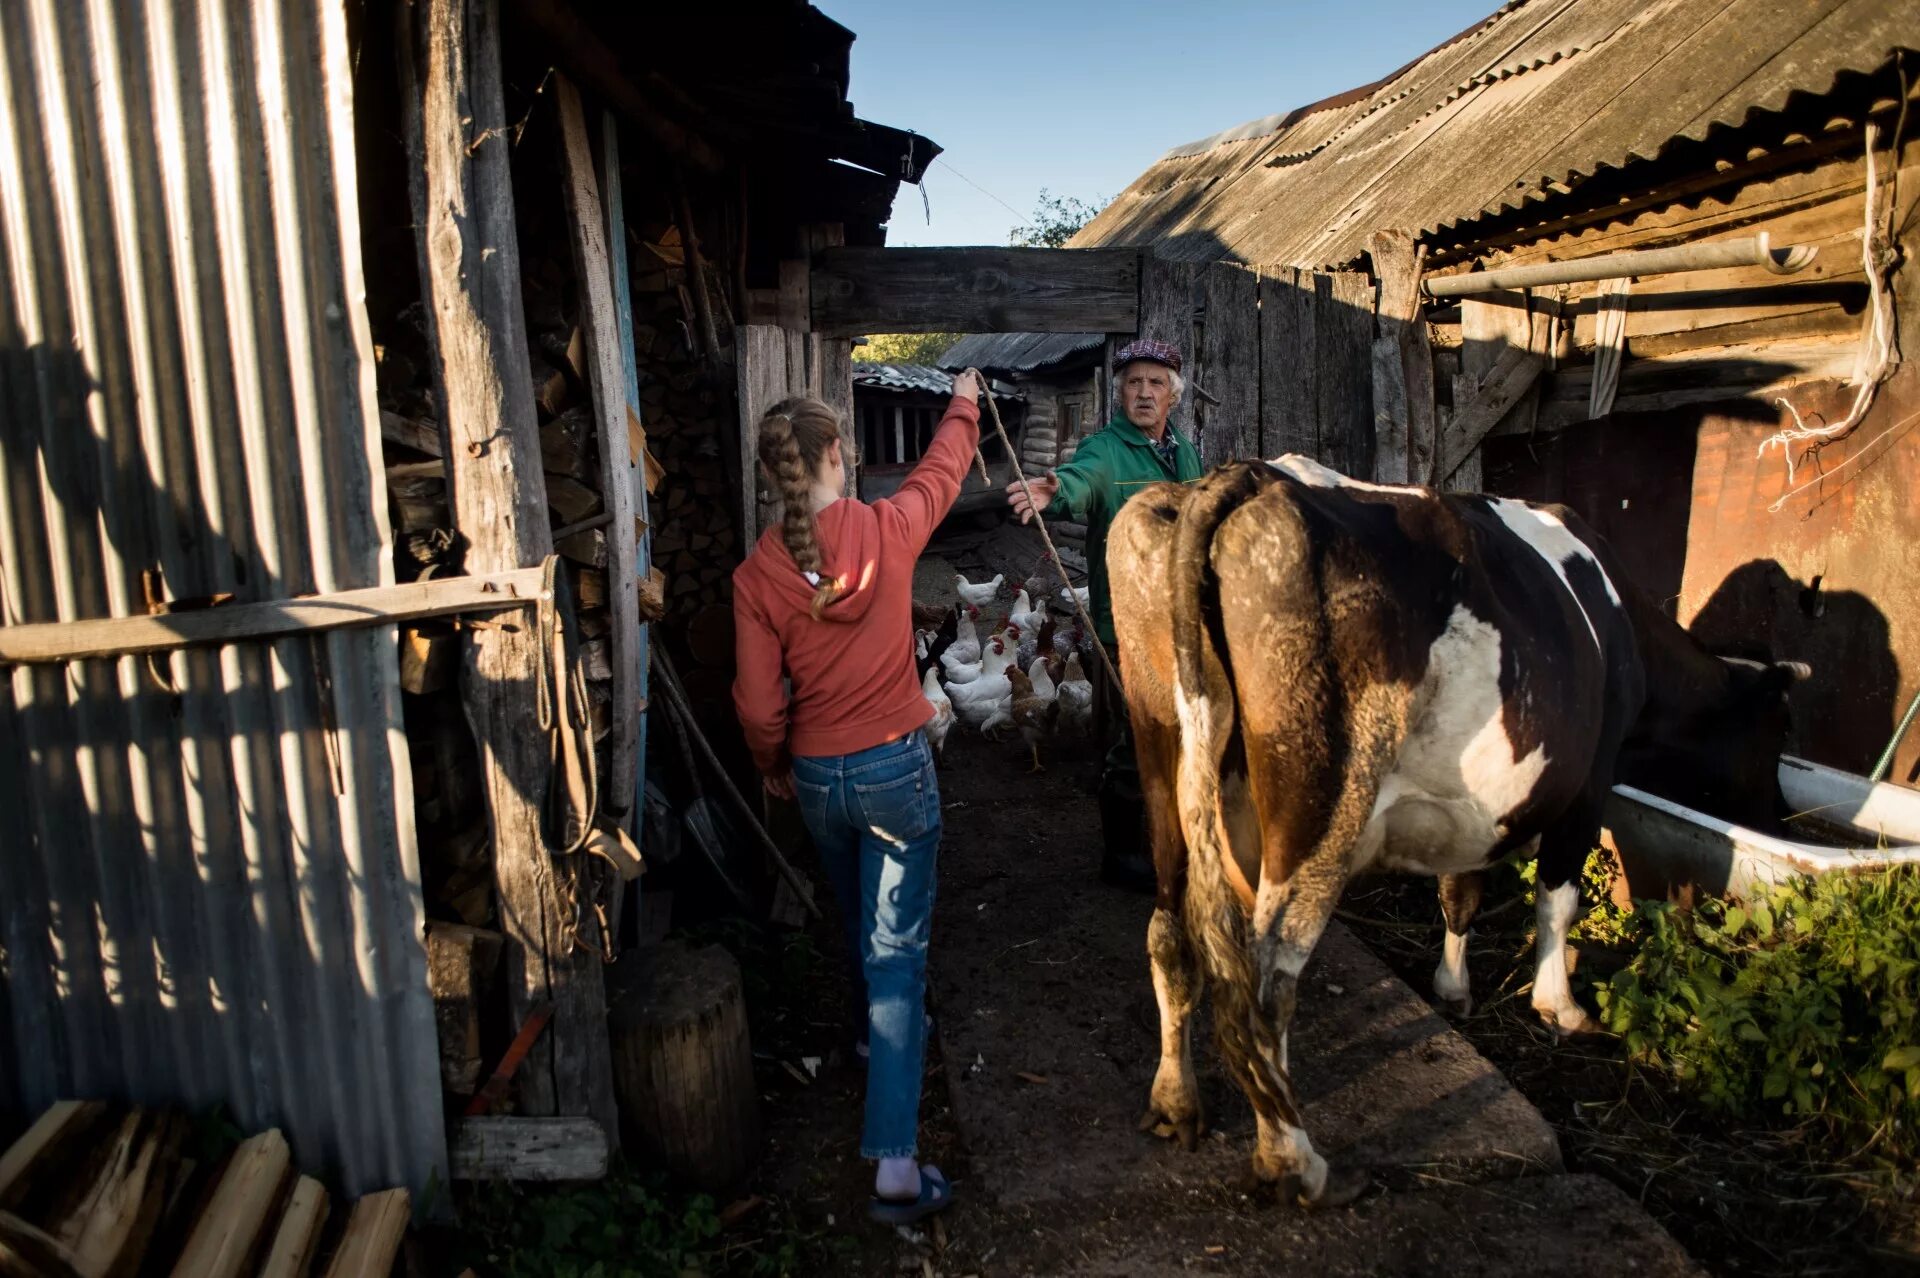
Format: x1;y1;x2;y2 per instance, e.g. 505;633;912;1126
1607;755;1920;899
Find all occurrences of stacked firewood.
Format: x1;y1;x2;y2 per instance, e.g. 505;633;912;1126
0;1102;408;1277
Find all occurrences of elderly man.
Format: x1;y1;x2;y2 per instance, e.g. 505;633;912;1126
1009;338;1203;891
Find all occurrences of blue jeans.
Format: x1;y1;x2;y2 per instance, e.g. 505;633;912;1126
792;731;942;1159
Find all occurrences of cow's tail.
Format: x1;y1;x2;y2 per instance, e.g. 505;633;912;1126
1169;462;1267;905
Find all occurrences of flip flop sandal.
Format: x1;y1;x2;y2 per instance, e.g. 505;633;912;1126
868;1165;952;1226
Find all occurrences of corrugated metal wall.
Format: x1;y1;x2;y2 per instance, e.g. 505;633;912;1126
0;0;447;1196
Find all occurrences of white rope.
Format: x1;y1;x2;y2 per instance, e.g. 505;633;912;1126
1757;121;1898;510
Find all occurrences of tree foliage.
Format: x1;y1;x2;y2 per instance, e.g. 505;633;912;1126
858;332;963;366
1009;188;1104;249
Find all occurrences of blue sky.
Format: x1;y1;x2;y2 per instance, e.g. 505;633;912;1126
820;0;1498;246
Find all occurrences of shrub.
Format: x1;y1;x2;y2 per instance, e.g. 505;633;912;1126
1596;868;1920;1165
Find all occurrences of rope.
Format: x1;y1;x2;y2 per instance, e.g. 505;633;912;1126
965;367;1125;696
1757;116;1901;509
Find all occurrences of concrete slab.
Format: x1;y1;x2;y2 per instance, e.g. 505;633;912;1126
930;802;1559;1210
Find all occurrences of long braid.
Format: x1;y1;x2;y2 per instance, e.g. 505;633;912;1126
756;397;844;618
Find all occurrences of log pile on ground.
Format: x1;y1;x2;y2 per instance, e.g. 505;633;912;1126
0;1101;408;1277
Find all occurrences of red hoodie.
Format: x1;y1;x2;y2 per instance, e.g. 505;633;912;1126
732;393;981;776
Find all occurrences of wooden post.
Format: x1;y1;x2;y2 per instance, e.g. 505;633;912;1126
802;224;856;496
1260;266;1318;459
608;943;761;1192
735;325;790;551
1137;251;1199;444
1454;292;1545;490
399;0;617;1142
1198;261;1259;466
1367;230;1437;484
555;75;641;828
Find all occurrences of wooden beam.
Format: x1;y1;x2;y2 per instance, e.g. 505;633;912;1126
1453;292;1541;489
1260;267;1317;458
401;0;611;1132
448;1117;610;1182
1367;230;1437;484
1138;251;1198;443
556;75;641;845
0;568;548;665
1198;261;1259;467
1440;344;1547;481
810;247;1140;338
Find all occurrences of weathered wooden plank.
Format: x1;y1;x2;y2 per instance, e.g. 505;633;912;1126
169;1129;290;1278
556;74;641;850
811;247;1140;337
1316;270;1375;477
319;1189;409;1278
0;568;547;665
1525;338;1858;433
735;326;792;550
1198;261;1259;466
448;1118;610;1182
1440;347;1547;481
379;409;444;457
1367;230;1436;484
1138;251;1199;444
256;1177;328;1278
401;0;589;1130
1260;267;1317;458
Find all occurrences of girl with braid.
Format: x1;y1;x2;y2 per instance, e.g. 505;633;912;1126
731;370;981;1224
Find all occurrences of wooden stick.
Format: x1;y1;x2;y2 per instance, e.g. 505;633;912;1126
551;511;615;543
651;647;823;921
672;170;722;360
0;567;549;665
968;371;1124;697
649;658;759;917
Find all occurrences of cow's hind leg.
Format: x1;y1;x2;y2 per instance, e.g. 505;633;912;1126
1432;870;1484;1016
1531;807;1599;1035
1135;715;1204;1149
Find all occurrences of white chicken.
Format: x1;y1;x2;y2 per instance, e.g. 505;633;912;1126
940;608;981;673
1057;653;1093;738
922;666;955;757
946;637;1015;733
954;573;1004;608
1026;657;1057;705
1007;588;1047;636
1057;585;1091;611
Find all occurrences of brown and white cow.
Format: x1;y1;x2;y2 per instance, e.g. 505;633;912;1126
1107;457;1805;1207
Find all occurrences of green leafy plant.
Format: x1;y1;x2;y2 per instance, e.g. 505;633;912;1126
1008;189;1103;248
858;332;963;366
1596;868;1920;1165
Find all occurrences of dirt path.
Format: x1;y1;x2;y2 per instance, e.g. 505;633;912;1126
745;717;1700;1276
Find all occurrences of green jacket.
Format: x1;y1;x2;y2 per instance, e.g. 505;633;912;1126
1050;411;1204;645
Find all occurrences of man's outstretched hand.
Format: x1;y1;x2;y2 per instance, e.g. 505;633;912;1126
1009;470;1059;525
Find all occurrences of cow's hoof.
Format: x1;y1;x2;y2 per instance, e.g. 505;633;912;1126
1138;1107;1204;1151
1299;1164;1371;1209
1534;1003;1600;1037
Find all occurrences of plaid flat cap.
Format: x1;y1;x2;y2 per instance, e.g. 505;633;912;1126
1112;338;1182;374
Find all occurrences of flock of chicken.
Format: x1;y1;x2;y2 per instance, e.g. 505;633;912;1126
914;572;1097;772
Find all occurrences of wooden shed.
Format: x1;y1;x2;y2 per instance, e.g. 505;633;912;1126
1072;0;1920;787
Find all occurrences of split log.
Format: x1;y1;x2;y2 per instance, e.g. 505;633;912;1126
398;627;455;695
48;1108;183;1278
255;1177;328;1278
530;354;569;418
0;1102;106;1210
540;406;595;482
168;1129;290;1278
0;1212;81;1278
607;944;760;1192
576;569;608;610
637;566;667;624
427;923;505;1096
545;476;603;525
319;1189;408;1278
447;1118;608;1182
379;410;443;459
555;527;608;568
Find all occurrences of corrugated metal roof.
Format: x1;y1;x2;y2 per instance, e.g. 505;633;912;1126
937;332;1103;376
1073;0;1911;269
0;0;445;1198
852;361;1021;398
